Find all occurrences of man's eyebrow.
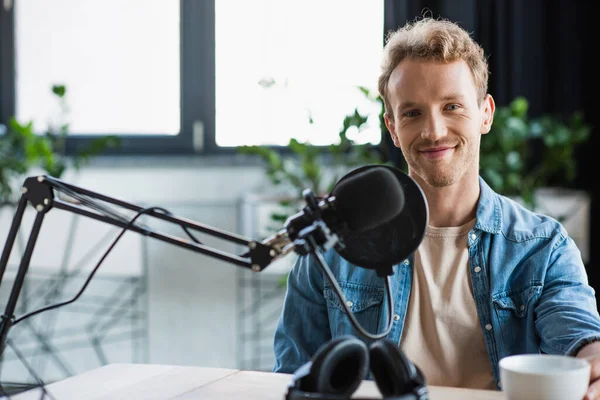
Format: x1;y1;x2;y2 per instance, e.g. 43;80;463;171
397;101;416;110
440;94;467;102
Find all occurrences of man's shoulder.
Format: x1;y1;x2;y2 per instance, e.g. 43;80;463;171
483;186;568;242
322;249;369;272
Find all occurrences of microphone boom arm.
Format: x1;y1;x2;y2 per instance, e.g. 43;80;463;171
0;175;278;358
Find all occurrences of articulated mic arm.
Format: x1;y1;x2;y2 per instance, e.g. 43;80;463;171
0;175;279;358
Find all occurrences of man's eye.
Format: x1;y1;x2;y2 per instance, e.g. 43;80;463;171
446;104;460;111
404;110;420;117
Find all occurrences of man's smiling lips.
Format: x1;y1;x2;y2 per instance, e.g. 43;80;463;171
419;146;454;159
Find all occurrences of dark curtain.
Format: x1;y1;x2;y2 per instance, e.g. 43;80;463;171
384;0;599;287
0;6;15;123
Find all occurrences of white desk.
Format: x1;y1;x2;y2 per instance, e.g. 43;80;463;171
12;363;507;400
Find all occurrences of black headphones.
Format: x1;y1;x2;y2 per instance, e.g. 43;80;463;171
285;335;429;400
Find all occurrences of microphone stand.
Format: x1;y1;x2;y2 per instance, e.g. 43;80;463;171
0;174;280;359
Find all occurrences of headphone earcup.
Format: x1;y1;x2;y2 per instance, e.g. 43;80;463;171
369;338;426;397
288;335;369;399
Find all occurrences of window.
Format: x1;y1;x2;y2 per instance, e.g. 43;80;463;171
0;0;211;155
15;0;180;136
215;0;384;147
0;1;384;155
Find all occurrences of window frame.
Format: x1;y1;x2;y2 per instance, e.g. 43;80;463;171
1;1;387;157
0;0;232;156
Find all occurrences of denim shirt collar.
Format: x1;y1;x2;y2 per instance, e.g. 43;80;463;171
475;176;503;234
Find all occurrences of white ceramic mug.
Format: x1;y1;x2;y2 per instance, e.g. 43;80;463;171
499;354;591;400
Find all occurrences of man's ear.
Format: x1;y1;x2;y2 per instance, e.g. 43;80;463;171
384;112;400;147
481;94;496;134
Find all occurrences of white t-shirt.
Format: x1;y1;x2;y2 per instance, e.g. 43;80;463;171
400;218;495;390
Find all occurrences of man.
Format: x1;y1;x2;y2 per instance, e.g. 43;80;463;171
272;16;600;399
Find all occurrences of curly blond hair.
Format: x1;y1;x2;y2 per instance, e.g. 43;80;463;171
378;17;489;118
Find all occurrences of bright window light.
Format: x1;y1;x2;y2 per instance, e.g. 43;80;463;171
215;0;384;147
15;0;180;135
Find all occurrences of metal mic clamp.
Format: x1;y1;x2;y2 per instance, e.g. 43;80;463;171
292;220;340;257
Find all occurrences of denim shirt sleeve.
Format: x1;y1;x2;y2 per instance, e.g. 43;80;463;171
273;254;331;373
535;233;600;356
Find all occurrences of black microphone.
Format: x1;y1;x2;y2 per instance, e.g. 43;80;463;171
329;166;405;233
263;166;405;260
333;165;429;277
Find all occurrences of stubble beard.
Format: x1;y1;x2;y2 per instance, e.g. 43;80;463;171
406;145;477;188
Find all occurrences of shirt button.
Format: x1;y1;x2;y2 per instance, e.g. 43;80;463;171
520;305;525;311
393;314;400;321
470;234;476;240
485;323;493;331
403;260;410;266
474;266;481;273
345;301;353;308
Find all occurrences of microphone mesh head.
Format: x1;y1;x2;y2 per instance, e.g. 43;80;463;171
331;165;428;276
331;166;405;233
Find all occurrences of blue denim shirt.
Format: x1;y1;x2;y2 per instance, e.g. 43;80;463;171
273;177;600;389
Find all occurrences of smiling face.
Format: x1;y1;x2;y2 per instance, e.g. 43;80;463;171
384;59;494;188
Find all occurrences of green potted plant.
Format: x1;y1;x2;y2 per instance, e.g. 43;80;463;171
480;96;591;208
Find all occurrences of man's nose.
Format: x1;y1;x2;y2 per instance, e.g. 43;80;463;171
421;113;448;141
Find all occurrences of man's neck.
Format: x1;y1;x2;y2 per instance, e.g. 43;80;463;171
412;174;480;228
